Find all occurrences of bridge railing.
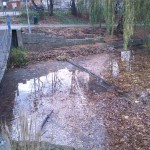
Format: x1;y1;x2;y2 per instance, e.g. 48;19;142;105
0;7;21;16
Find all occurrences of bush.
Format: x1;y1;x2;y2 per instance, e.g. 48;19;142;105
9;47;28;67
76;0;89;19
20;10;39;18
146;34;150;48
144;35;150;48
55;10;86;24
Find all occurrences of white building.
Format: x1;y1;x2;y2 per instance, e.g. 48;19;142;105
42;0;70;9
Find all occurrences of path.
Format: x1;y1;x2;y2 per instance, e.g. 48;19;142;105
0;24;100;30
1;23;148;30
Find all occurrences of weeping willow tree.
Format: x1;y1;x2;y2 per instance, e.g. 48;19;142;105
77;0;103;23
134;0;150;24
76;0;150;50
104;0;115;35
123;0;135;50
89;0;103;25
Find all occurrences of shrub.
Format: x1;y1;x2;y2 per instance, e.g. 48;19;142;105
9;47;28;67
55;10;86;24
20;10;39;19
144;34;150;48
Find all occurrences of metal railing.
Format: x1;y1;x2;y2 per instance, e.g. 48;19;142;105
0;8;20;16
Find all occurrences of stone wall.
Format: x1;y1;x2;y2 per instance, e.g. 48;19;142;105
0;30;12;83
22;32;104;51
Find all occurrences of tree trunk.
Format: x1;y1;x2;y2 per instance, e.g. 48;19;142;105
50;0;54;16
31;0;44;12
115;15;124;34
31;0;38;8
70;0;77;16
47;0;53;16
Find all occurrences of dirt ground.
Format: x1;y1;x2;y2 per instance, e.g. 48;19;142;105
23;25;149;65
26;43;114;64
23;27;106;39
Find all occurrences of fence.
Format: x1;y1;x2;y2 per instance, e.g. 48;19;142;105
0;8;20;16
0;29;12;82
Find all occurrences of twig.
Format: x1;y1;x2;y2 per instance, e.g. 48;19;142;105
41;130;48;136
41;110;53;130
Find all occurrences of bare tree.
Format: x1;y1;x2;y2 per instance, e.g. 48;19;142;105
70;0;77;16
47;0;54;16
31;0;44;11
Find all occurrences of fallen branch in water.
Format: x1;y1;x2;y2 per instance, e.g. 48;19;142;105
67;59;113;89
41;110;53;130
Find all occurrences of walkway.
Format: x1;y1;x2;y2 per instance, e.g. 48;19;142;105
0;24;100;30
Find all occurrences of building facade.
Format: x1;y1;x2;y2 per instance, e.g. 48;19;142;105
42;0;70;9
0;0;71;9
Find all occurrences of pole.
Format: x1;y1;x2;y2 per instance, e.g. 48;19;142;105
25;0;31;33
6;15;11;31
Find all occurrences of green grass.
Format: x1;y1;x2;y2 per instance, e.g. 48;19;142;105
55;10;87;24
144;35;150;48
20;10;39;18
9;47;28;67
20;19;28;24
59;18;86;24
6;9;87;25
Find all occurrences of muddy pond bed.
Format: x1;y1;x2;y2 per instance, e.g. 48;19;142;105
0;48;149;150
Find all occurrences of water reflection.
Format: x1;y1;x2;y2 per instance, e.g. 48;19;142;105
121;51;132;71
112;60;120;78
10;68;107;150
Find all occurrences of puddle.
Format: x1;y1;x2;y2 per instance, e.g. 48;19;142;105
0;61;108;150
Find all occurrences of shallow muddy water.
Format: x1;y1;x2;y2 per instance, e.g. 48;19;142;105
0;48;149;150
0;59;109;150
